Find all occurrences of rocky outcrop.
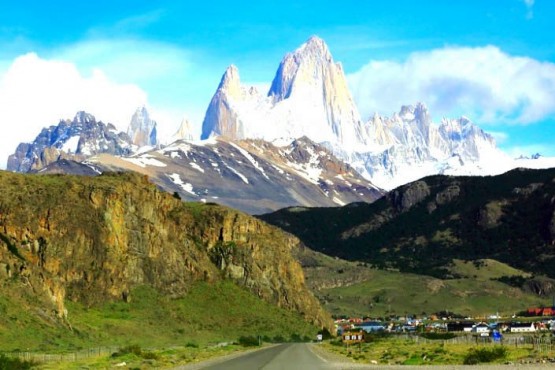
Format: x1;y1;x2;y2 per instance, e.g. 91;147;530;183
389;180;431;211
0;171;332;330
427;184;461;213
201;65;247;140
171;118;195;142
524;277;555;296
477;201;508;229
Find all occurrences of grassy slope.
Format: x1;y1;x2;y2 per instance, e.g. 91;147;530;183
0;281;317;352
319;270;550;318
298;248;550;317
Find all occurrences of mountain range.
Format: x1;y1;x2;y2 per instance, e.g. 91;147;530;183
84;135;383;214
6;35;555;211
200;36;554;190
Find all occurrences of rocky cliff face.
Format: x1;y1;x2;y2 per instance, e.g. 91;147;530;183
0;171;332;330
7;112;134;172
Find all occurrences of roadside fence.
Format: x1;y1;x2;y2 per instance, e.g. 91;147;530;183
403;334;554;353
1;346;119;363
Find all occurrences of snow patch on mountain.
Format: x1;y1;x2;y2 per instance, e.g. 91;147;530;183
61;136;80;153
189;162;205;173
122;155;167;168
229;142;269;179
167;173;196;196
224;164;249;184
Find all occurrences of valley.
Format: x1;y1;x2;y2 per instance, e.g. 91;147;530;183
1;31;555;369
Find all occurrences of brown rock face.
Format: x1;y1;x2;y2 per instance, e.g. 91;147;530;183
0;171;331;330
477;201;508;229
389;180;430;211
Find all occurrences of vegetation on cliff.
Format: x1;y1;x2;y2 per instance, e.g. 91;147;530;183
0;171;331;350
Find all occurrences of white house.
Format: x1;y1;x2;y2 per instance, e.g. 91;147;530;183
510;323;536;333
471;323;490;334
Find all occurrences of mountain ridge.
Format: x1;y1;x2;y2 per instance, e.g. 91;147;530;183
259;167;555;280
200;36;530;190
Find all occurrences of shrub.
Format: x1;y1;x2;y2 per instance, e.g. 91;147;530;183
238;336;260;347
111;344;159;360
318;328;333;340
112;344;143;357
0;354;38;370
290;333;303;342
463;346;507;364
420;332;456;340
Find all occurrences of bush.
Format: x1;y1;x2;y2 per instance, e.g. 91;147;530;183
364;331;391;343
420;332;456;340
290;333;302;342
463;346;507;364
330;338;343;346
318;328;333;340
238;336;260;347
111;344;159;360
112;344;143;357
0;354;37;370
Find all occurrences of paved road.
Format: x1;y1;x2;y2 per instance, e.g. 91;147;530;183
174;343;338;370
197;343;335;370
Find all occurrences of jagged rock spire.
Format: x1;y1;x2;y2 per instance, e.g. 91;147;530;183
127;106;158;147
172;117;195;141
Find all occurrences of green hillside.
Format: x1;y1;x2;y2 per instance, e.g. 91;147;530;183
0;280;316;352
261;168;555;280
294;246;551;317
0;171;328;352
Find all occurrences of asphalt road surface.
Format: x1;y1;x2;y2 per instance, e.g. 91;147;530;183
198;343;335;370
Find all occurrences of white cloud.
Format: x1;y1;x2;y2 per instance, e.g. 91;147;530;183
53;39;192;88
0;53;148;169
347;45;555;125
488;131;509;144
523;0;535;19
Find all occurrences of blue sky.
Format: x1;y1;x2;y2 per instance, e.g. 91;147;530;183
1;0;554;167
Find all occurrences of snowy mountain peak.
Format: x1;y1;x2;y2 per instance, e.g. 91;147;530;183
218;64;242;95
296;35;332;61
201;36;365;146
74;111;95;124
268;35;334;101
127;106;157;147
171;118;194;142
7;112;134;172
